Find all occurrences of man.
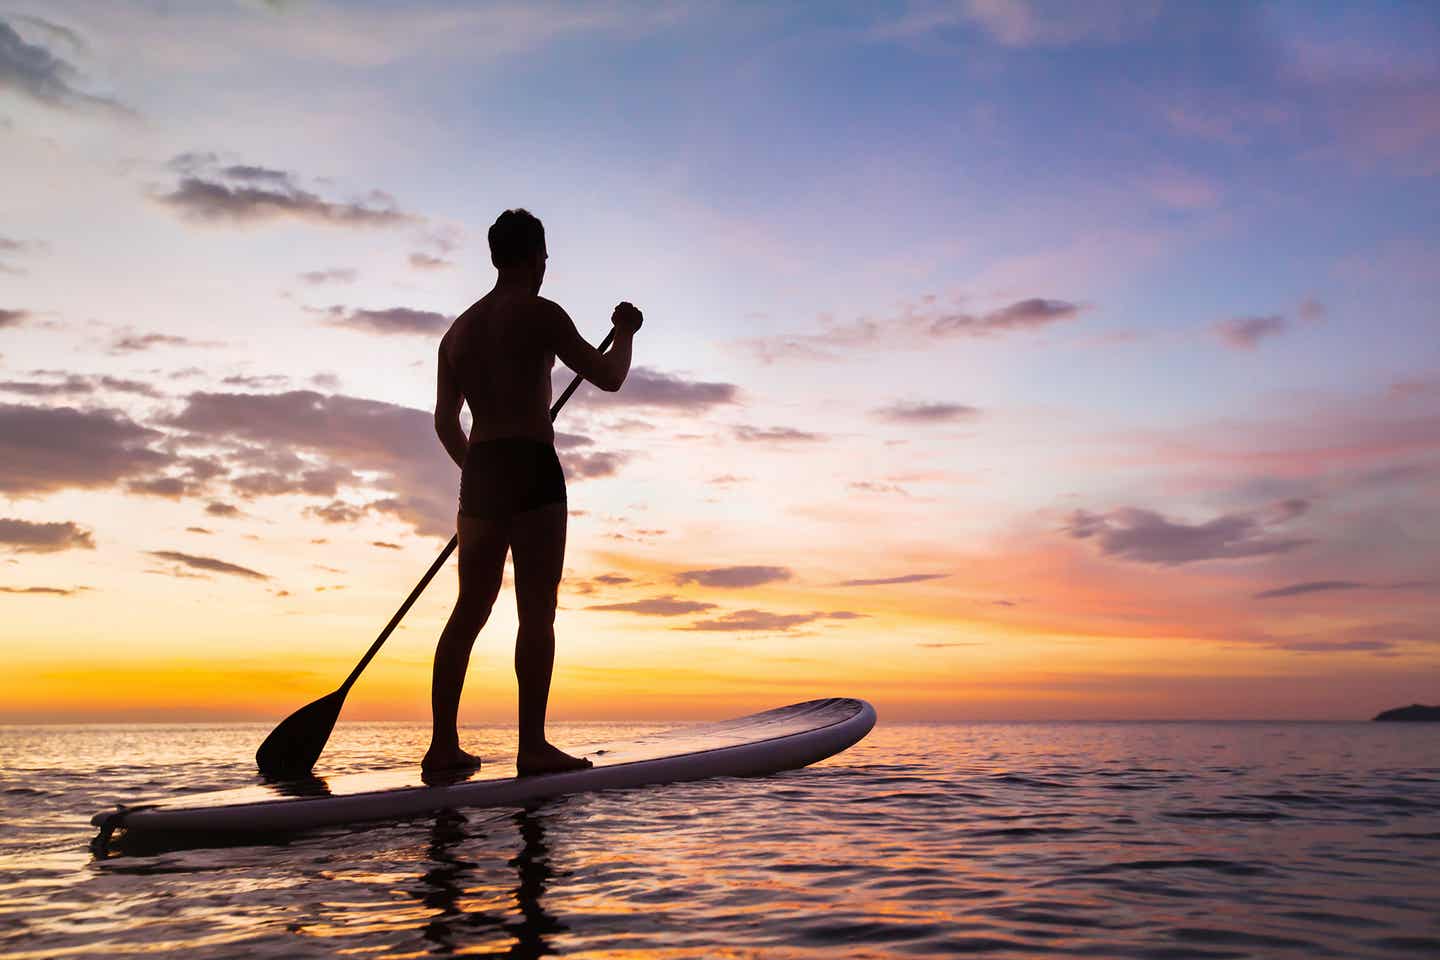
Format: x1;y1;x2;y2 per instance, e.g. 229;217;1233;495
426;208;642;775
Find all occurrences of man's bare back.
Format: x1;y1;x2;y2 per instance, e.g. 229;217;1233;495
441;292;559;447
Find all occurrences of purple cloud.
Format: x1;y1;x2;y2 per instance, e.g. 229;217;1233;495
836;573;949;587
588;595;718;616
319;305;449;336
147;549;268;580
674;565;793;588
0;403;174;495
1214;314;1287;349
0;518;94;553
1065;506;1310;566
872;401;980;424
683;608;865;632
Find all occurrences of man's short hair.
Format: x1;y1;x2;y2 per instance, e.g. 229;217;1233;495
488;208;545;269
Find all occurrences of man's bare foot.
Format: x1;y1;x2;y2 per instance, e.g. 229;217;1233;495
422;745;483;774
517;742;593;777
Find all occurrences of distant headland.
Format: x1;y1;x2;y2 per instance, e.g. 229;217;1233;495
1373;704;1440;722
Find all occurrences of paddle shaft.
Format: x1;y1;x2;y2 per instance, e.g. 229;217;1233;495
338;328;618;695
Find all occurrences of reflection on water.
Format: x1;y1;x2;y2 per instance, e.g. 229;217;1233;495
3;720;1439;958
418;806;563;958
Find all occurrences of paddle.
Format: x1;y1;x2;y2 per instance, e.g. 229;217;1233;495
255;328;618;779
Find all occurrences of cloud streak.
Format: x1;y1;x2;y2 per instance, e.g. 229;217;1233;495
745;297;1082;363
682;609;865;632
147;550;269;581
588;595;717;616
836;572;950;587
872;401;980;424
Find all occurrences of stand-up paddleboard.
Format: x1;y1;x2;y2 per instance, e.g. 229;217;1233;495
92;698;875;839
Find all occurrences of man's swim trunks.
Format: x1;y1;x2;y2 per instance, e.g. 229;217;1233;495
458;437;566;520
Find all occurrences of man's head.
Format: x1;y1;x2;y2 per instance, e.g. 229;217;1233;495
488;208;547;292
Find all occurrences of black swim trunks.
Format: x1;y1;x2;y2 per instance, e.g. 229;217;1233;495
458;437;566;520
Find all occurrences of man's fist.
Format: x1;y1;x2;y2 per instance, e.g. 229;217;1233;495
612;301;643;334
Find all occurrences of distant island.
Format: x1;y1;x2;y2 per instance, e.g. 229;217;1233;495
1373;704;1440;722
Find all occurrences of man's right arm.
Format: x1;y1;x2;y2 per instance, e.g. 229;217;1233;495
539;298;636;392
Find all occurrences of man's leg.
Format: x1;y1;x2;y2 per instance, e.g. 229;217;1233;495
424;512;508;770
509;501;591;775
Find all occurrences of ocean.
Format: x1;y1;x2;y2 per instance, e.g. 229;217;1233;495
2;720;1437;958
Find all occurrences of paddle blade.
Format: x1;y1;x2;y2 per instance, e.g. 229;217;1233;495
255;688;346;779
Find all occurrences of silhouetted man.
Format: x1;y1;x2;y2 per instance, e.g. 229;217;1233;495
426;208;642;774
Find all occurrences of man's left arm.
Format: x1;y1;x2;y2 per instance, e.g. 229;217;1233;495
434;341;468;468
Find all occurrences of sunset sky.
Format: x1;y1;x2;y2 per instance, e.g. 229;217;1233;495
3;1;1438;723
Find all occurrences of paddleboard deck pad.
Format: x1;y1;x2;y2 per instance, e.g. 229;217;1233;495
92;697;875;838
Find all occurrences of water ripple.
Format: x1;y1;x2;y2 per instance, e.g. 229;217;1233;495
0;721;1437;958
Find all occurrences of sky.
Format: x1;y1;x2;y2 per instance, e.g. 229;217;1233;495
2;0;1438;723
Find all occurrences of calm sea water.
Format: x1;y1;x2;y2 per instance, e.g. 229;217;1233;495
1;720;1437;959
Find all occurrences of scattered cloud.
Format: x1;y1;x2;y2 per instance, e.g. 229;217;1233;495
1249;622;1437;654
297;267;357;285
682;609;865;632
0;518;95;553
1253;579;1365;600
126;476;202;499
836;572;950;587
1254;579;1436;600
592;573;632;585
372;540;401;550
588;594;717;616
0;17;125;113
0;402;173;495
155;154;418;228
0;585;86;596
572;366;740;413
733;425;825;443
745;297;1082;363
849;481;911;496
317;305;449;336
205;500;240;517
306;500;369;524
409;252;453;270
1214;314;1287;349
147;549;268;580
0;373;161;398
674;565;793;588
221;373;289;389
872;401;980;424
0;309;30;329
879;0;1161;47
110;331;223;354
564;450;628;479
1064;505;1310;566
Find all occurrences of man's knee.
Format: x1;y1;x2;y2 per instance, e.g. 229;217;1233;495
454;590;495;628
517;593;558;629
